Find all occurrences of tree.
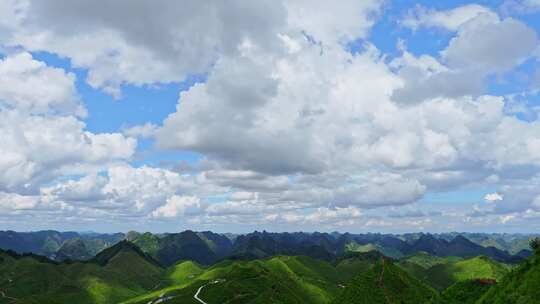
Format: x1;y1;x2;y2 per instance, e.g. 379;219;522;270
530;238;540;254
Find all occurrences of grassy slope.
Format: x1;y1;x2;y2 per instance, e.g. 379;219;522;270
332;258;437;304
131;232;160;257
124;255;347;304
167;260;204;284
1;245;523;304
401;252;463;269
335;251;384;282
0;248;162;304
476;252;540;304
424;256;511;290
400;254;511;291
121;261;205;304
429;280;493;304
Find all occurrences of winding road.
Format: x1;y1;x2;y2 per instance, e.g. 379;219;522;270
194;285;208;304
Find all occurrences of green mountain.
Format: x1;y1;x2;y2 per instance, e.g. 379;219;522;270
400;251;463;269
448;233;537;255
55;238;93;261
429;279;495;304
1;230;537;304
407;235;519;263
400;253;511;291
90;240;161;267
132;230;232;266
124;255;347;304
336;251;385;281
230;231;337;261
0;241;162;304
424;256;511;290
131;232;160;256
345;241;404;259
332;257;437;304
476;251;540;303
0;230;125;261
0;230;78;257
0;231;529;266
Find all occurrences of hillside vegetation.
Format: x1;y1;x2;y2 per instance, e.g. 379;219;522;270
124;255;348;304
0;232;538;304
332;257;438;304
399;253;511;291
0;242;162;304
476;249;540;303
429;279;494;304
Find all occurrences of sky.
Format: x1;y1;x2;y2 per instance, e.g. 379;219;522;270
2;0;540;234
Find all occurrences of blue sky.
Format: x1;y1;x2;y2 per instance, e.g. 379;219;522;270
2;0;540;233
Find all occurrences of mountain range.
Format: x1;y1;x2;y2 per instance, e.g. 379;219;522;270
0;230;533;266
0;230;539;303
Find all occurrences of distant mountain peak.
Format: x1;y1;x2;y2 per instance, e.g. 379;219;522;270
90;240;161;267
450;235;474;245
55;238;92;261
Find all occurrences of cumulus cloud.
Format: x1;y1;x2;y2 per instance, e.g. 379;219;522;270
42;165;201;219
500;214;516;224
484;192;503;202
149;3;540;225
394;6;539;105
2;1;540;231
0;52;84;116
1;0;287;97
264;206;363;226
0;191;39;210
390;49;485;104
330;175;426;208
388;209;442;218
0;50;136;198
0;108;136;194
285;0;382;44
122;123;158;139
442;14;538;72
402;4;495;31
151;195;201;218
206;200;269;216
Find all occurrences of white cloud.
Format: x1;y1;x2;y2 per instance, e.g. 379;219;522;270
403;4;495;31
484;192;503;202
122;122;158;139
390;49;485;104
330;175;427;208
393;11;539;105
43;165;199;217
151;195;201;218
0;51;136;197
0;52;84;116
443;14;538;72
206;200;268;216
46;174;109;203
500;214;516;224
0;110;136;193
2;1;540;231
1;0;287;97
304;206;362;224
151;15;540;221
285;0;382;44
0;191;39;210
